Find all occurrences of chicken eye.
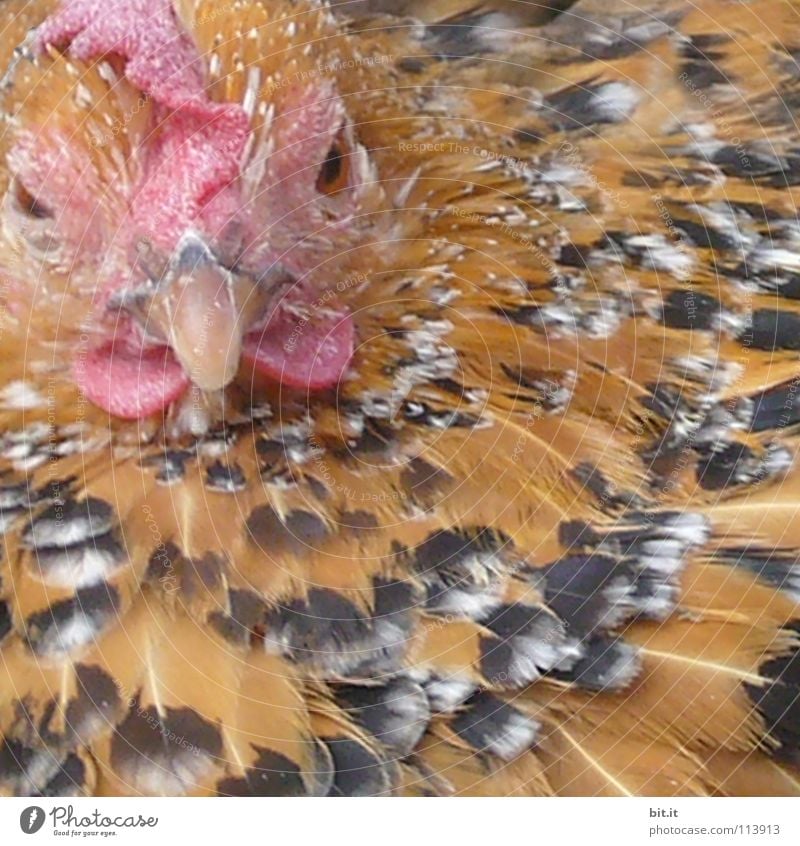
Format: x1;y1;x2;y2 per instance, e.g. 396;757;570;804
316;138;349;195
5;177;59;259
12;179;52;220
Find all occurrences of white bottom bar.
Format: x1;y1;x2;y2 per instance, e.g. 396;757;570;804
1;797;797;845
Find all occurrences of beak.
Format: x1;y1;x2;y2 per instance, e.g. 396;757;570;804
159;231;244;392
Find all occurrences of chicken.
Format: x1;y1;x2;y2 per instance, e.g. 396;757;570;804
0;0;799;797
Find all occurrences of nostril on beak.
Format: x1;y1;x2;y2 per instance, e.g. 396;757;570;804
173;230;218;274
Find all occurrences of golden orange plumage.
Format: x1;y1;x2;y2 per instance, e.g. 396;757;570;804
0;0;799;796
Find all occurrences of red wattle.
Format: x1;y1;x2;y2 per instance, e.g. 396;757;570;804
74;341;190;419
243;302;355;392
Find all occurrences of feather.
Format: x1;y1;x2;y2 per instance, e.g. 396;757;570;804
216;653;333;796
409;728;553;796
534;716;715;796
703;749;800;797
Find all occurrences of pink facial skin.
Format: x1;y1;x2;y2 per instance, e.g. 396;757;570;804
33;0;355;418
37;0;251;253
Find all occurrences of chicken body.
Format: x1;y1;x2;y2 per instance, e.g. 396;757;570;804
0;0;799;796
